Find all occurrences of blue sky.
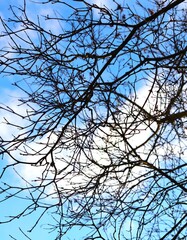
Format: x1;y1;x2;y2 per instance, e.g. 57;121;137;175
0;0;143;238
0;1;72;239
1;0;187;239
0;1;121;239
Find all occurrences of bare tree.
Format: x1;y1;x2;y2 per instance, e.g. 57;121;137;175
0;0;187;239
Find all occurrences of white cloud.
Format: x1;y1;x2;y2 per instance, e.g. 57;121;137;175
0;83;158;190
1;75;186;194
0;89;28;141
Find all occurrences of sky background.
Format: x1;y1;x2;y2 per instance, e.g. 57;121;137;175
0;0;187;239
0;1;91;239
0;1;119;239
